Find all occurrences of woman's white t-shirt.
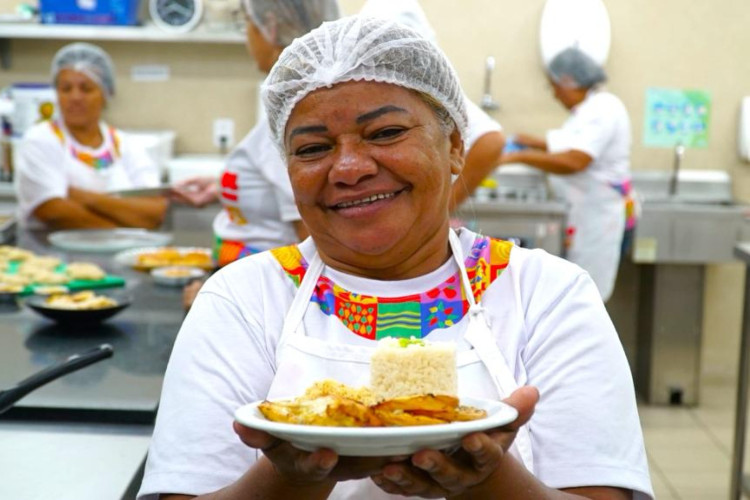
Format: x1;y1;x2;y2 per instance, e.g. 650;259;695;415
15;120;160;226
211;105;300;257
138;228;653;499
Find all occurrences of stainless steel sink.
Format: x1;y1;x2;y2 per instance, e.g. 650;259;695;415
631;170;750;264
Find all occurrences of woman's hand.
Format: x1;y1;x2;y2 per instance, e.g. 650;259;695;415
170;176;219;207
370;386;539;498
233;422;407;487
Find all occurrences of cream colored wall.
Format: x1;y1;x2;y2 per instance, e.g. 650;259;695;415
0;0;746;378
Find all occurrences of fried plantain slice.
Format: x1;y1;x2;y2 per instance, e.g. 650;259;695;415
374;409;449;426
372;394;459;413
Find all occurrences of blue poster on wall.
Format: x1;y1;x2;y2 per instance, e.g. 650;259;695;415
643;88;711;148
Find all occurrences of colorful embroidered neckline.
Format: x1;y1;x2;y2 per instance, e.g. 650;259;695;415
271;234;512;340
50;120;121;170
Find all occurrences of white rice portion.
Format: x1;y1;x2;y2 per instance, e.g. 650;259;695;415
370;338;457;400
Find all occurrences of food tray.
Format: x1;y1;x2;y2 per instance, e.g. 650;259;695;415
4;261;125;296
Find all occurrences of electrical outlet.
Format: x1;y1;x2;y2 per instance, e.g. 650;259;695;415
213;118;235;150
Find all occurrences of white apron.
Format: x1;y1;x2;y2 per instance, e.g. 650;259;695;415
265;230;534;499
550;172;625;302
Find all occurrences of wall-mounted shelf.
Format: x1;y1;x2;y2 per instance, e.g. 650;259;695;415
0;21;245;68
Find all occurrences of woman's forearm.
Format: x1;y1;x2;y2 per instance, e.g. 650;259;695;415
514;133;548;151
72;189;169;229
32;197;118;229
500;150;590;175
166;457;335;500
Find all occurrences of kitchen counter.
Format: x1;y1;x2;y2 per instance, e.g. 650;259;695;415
0;229;189;422
0;225;205;499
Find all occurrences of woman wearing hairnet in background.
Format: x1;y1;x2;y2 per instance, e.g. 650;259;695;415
139;16;652;500
171;0;339;308
15;42;168;229
500;48;634;302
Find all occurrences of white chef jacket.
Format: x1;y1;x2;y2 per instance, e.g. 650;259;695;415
545;89;632;301
15;120;160;227
212;102;300;266
464;97;502;151
138;228;653;499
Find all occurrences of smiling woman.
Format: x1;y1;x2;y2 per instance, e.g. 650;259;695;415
139;15;654;500
284;81;463;276
14;43;168;230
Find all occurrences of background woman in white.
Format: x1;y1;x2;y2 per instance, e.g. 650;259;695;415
171;0;339;308
500;47;633;302
15;43;168;229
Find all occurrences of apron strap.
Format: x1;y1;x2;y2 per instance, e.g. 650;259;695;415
280;251;324;341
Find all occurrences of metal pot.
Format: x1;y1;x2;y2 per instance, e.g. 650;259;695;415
0;343;113;414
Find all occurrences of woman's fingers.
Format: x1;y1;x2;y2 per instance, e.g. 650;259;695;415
502;385;539;430
233;420;277;449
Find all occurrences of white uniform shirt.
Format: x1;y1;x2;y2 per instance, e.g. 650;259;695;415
138;229;653;500
544;89;632;301
546;89;631;187
464;97;502;151
15;120;160;226
212;105;300;252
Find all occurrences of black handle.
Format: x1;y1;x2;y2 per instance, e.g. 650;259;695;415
0;343;114;414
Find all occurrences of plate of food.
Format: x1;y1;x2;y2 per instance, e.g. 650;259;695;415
114;247;214;271
235;337;518;456
48;229;173;253
151;266;207;286
235;394;517;457
25;290;131;325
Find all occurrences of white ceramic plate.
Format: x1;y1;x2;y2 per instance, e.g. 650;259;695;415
48;229;173;253
234;397;518;457
113;246;214;270
151;266;207;286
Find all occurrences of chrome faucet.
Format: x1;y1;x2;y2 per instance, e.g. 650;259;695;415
480;56;500;112
669;142;685;196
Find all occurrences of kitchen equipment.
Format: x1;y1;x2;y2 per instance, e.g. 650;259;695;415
0;343;113;414
479;56;500;112
122;129;176;178
4;83;57;138
454;165;567;256
39;0;141;25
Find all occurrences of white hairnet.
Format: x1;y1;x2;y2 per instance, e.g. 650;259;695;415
262;15;468;152
547;47;607;89
51;42;115;98
243;0;341;48
359;0;436;45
